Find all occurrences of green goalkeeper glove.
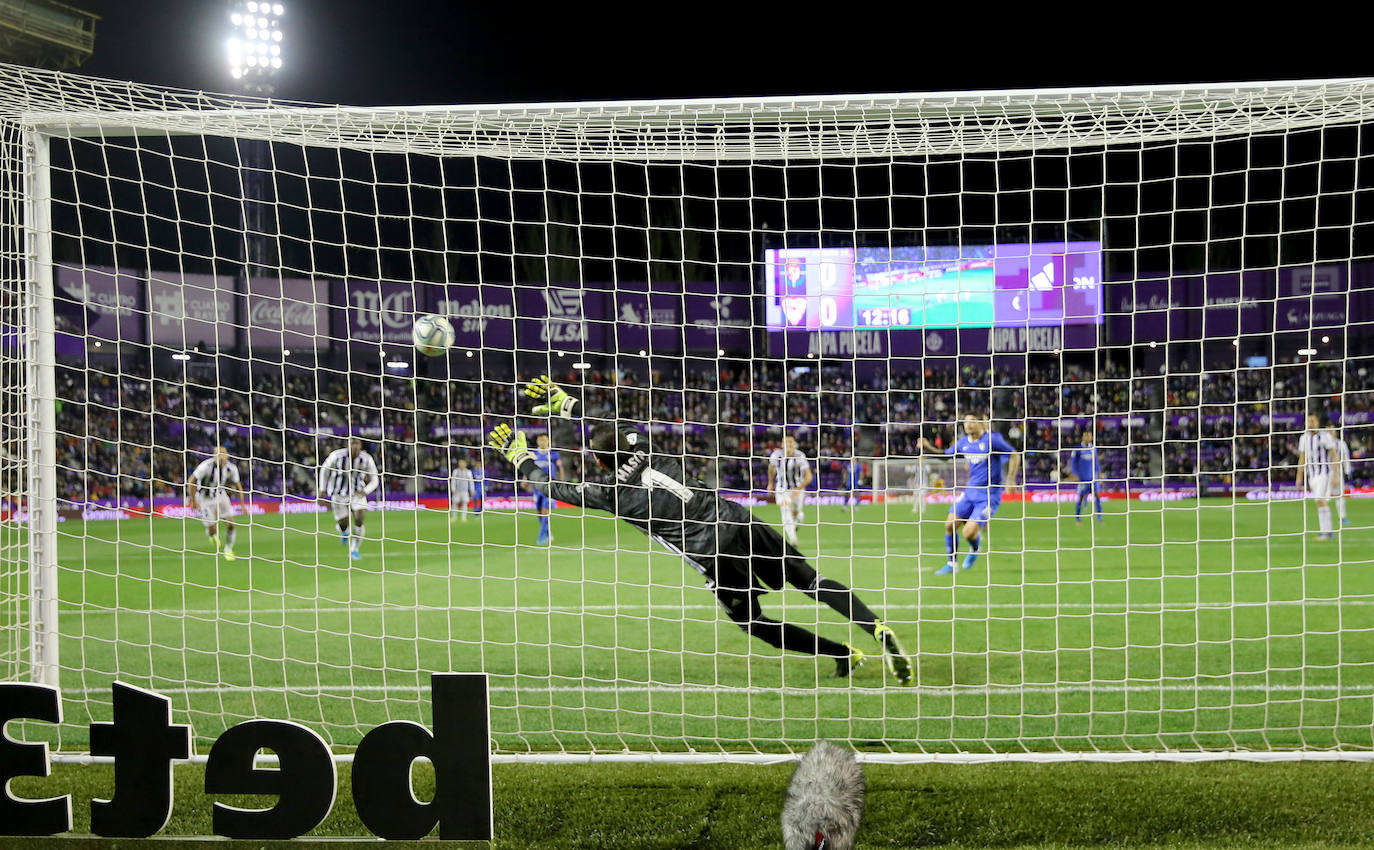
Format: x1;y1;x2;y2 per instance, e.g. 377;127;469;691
488;424;534;468
526;375;578;418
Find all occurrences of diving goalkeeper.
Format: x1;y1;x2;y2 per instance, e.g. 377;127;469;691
487;376;912;683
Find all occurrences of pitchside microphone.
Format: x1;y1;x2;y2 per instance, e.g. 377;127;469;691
782;741;866;850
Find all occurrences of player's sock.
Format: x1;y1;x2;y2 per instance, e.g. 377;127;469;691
748;618;848;658
208;530;220;552
1075;495;1085;519
963;532;981;567
1318;506;1333;535
538;515;550;541
224;526;237;552
945;533;956;556
350;525;363;554
1337;497;1348;523
808;578;881;635
1095;496;1104;519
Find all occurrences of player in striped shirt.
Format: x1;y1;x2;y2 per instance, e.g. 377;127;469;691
768;435;813;547
1296;414;1339;541
186;445;246;560
317;437;380;560
1333;428;1353;527
449;456;475;523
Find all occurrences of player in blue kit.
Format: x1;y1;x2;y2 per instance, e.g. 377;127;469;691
1069;430;1104;524
532;433;562;544
923;415;1021;575
842;455;863;512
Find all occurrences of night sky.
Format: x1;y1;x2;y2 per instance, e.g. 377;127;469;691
72;1;1369;107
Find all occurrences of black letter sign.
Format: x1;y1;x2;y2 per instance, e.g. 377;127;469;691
90;682;191;837
206;720;336;839
0;683;71;835
351;673;490;840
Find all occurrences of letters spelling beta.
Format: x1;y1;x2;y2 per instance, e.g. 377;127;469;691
0;674;491;841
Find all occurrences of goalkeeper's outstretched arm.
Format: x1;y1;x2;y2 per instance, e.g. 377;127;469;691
487;421;613;514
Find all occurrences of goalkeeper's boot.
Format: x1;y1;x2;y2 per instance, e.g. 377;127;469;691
934;559;956;576
831;644;866;679
961;553;980;571
873;623;913;685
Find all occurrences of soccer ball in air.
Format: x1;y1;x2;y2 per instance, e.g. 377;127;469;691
412;314;456;357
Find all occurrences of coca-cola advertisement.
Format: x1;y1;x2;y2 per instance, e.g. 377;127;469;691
146;270;235;348
245;276;327;348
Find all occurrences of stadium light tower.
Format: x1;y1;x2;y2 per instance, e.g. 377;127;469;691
226;1;284;95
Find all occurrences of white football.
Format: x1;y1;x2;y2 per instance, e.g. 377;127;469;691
412;314;456;357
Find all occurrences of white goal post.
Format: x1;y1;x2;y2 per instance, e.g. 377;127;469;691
3;62;1374;763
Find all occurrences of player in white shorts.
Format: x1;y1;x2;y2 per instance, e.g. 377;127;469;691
449;456;474;523
1296;413;1339;541
768;434;813;547
187;445;245;560
318;437;380;561
1331;428;1353;527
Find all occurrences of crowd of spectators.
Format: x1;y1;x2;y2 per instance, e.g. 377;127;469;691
53;353;1374;504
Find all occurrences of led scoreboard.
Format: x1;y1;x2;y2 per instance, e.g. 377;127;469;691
764;242;1103;331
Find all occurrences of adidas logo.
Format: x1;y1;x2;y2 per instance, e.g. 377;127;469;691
1029;261;1055;291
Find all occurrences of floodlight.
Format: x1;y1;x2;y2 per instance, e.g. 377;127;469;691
273;30;282;41
246;27;257;39
171;353;191;361
465;350;474;358
282;349;291;356
387;360;409;370
1298;348;1317;356
573;362;591;370
273;3;284;14
638;349;647;356
1322;335;1330;343
271;57;282;69
247;1;258;11
232;13;242;24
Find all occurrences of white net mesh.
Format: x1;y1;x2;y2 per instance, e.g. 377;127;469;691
3;63;1374;759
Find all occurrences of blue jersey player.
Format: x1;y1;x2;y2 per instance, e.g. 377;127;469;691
922;415;1021;575
842;457;863;511
1070;430;1104;524
532;433;562;544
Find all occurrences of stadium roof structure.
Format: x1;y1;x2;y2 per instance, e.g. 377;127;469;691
0;1;97;70
1;64;1373;159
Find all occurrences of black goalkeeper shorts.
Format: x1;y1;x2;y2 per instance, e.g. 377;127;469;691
706;521;820;608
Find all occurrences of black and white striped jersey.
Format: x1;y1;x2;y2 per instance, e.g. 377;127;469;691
1298;430;1338;480
768;449;810;491
190;457;240;499
1337;438;1354;477
318;449;379;499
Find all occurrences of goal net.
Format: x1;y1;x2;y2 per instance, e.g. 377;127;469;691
3;63;1374;761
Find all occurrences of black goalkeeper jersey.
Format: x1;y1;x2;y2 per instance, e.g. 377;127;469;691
518;449;754;559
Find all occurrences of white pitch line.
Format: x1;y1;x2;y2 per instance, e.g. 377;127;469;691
56;598;1374;617
61;681;1374;698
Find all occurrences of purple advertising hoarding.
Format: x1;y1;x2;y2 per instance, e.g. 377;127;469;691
245;276;328;349
53;264;143;343
764;242;1103;331
337;280;417;346
147;271;235;348
432;282;516;350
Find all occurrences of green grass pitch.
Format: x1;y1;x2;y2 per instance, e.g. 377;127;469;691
38;497;1374;755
